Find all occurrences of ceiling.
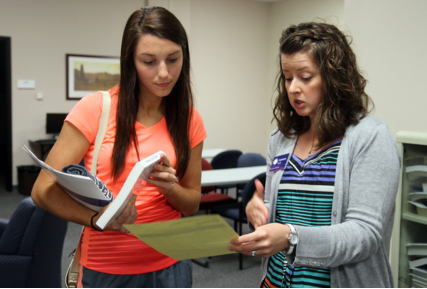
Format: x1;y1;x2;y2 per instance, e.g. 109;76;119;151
252;0;284;2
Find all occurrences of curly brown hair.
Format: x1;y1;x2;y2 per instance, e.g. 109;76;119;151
273;22;373;149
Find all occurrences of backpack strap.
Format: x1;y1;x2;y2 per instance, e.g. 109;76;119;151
91;91;111;175
66;90;111;288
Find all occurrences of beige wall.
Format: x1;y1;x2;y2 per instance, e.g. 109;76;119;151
189;0;271;155
2;0;424;186
1;0;146;185
1;0;272;186
343;0;427;137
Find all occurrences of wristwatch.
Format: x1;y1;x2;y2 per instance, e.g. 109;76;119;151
283;223;298;255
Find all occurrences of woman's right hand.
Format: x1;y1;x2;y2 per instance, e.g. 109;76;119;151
246;179;269;229
93;194;138;233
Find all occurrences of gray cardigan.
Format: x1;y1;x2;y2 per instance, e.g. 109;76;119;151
260;115;401;288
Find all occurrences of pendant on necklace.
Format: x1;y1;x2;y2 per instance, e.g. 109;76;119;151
308;150;313;157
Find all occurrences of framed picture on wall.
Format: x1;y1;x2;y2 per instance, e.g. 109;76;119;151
66;54;120;100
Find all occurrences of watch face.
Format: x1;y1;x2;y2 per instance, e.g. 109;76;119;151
289;234;298;245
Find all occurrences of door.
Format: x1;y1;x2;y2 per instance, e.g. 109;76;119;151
0;36;13;192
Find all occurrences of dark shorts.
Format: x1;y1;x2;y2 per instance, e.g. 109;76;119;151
81;259;192;288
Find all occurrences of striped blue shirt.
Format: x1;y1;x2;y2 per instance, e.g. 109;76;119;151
262;139;342;288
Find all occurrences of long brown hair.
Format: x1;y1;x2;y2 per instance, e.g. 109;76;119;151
112;6;193;180
273;22;373;148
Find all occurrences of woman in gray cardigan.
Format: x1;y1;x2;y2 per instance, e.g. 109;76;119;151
228;22;401;288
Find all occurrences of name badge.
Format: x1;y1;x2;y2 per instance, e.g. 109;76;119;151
270;154;289;172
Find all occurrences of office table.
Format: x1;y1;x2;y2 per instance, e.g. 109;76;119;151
201;148;225;160
201;165;266;187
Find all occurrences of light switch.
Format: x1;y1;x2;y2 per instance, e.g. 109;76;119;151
17;80;36;89
36;92;43;100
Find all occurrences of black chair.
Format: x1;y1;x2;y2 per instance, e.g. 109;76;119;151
210;150;242;195
0;197;68;287
236;153;266;200
212;172;266;270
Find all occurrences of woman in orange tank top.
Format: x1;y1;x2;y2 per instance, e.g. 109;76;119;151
32;7;206;287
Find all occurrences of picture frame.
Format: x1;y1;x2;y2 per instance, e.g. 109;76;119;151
66;54;120;100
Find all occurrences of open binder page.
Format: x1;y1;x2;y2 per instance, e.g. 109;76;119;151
22;145;110;212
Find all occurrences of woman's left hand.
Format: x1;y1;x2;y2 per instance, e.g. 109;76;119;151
228;223;289;258
147;154;178;195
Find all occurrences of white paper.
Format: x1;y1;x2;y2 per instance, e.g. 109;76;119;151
95;151;164;229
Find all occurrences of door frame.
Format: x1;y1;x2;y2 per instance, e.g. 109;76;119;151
0;36;13;192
